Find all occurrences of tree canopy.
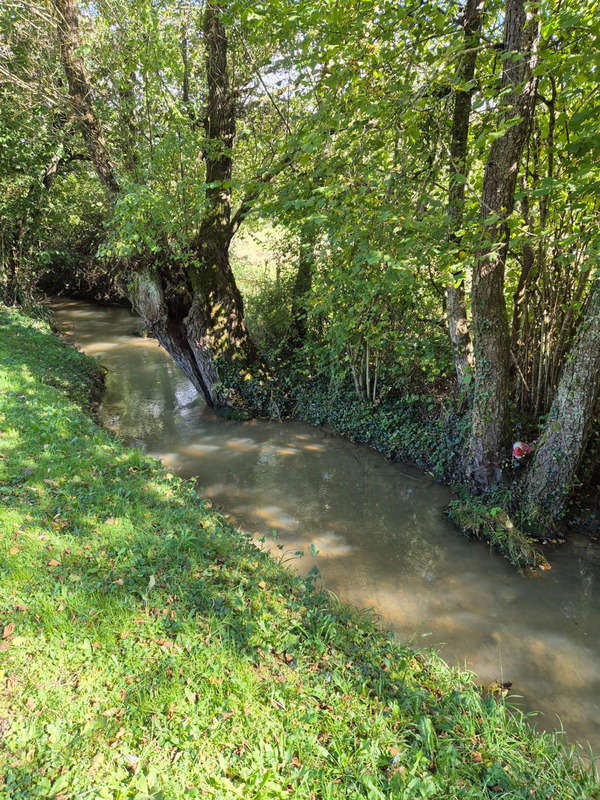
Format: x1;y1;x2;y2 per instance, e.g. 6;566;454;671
1;0;599;531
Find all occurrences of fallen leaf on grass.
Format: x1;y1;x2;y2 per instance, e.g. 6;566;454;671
123;754;139;773
9;546;19;556
2;623;15;639
91;753;105;772
5;675;18;691
48;559;61;568
472;751;483;763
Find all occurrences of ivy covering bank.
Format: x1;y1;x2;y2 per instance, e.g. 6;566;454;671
0;305;597;799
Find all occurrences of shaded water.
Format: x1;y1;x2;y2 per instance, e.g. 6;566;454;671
52;298;600;755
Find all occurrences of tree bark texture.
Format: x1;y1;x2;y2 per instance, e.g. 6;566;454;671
521;277;600;529
53;0;120;197
446;0;482;386
468;0;539;488
186;0;258;400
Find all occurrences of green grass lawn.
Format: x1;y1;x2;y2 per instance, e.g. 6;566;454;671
0;305;597;799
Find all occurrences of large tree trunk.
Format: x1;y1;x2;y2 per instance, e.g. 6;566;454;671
53;0;119;197
521;277;600;529
52;0;259;408
467;0;539;488
134;1;260;406
446;0;483;386
290;223;315;347
181;0;258;403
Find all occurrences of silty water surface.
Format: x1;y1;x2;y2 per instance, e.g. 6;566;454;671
51;297;600;755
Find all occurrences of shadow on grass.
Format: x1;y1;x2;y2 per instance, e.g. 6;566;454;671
1;306;597;798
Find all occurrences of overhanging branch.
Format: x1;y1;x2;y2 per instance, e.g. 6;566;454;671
228;149;297;239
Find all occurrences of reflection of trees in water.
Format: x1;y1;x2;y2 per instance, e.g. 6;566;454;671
102;348;194;443
55;301;199;447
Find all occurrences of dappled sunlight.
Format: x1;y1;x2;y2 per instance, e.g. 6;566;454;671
157;452;182;470
180;442;221;454
46;298;600;754
200;483;262;503
223;436;261;453
309;531;356;558
253;505;300;531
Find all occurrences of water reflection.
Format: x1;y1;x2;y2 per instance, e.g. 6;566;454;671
52;297;600;754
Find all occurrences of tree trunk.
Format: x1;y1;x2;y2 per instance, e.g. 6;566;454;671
468;0;539;489
290;223;315;346
53;0;119;197
446;0;482;386
52;0;259;407
182;0;258;402
521;277;600;529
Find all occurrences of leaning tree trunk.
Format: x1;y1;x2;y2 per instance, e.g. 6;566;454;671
467;0;539;489
53;0;119;198
520;277;600;530
136;2;259;406
445;0;483;386
53;0;259;407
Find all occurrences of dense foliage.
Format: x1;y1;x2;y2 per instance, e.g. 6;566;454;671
1;0;599;531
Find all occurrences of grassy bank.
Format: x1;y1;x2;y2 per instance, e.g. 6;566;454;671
0;305;597;799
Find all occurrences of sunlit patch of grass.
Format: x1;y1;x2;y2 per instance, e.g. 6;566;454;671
0;305;597;799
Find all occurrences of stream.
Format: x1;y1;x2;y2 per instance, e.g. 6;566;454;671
51;297;600;756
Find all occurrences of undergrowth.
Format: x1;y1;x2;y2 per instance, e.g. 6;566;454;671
447;492;547;571
217;363;550;569
0;305;597;798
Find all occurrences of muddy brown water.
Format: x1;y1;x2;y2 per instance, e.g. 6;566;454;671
51;298;600;756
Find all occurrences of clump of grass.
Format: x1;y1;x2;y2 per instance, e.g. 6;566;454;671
0;305;597;799
448;493;547;570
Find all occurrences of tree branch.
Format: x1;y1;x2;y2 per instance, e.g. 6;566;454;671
228;149;297;239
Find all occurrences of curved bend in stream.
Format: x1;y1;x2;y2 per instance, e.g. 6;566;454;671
52;298;600;755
